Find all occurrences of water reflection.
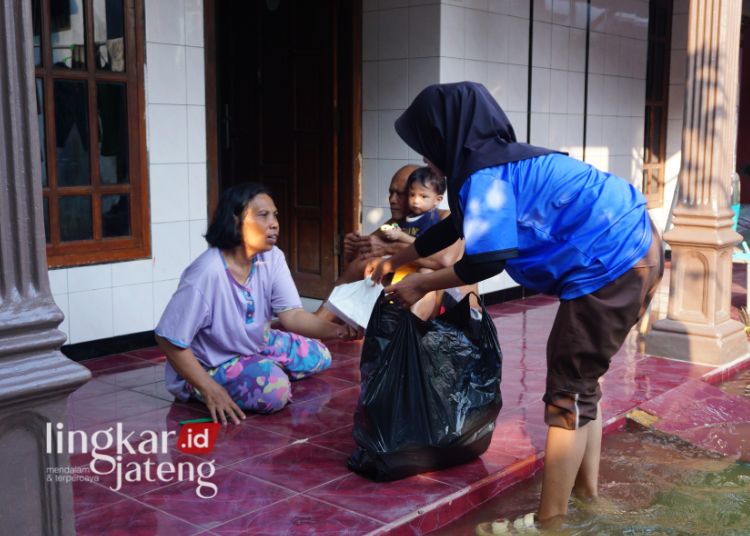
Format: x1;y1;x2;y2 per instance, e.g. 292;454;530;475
432;429;750;535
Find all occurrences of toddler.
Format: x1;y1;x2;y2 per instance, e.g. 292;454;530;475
381;167;445;243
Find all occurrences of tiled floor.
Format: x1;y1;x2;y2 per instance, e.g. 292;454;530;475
68;264;750;535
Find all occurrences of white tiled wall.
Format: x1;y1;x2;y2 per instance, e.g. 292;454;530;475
361;1;442;235
584;0;649;184
650;0;689;231
359;1;534;292
49;0;207;344
530;0;589;160
436;1;532;294
439;0;531;143
361;0;654;295
53;0;671;343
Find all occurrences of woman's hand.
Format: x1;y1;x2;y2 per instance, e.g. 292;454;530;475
199;378;246;425
155;336;246;426
334;323;364;340
384;272;429;307
278;308;363;341
367;257;394;285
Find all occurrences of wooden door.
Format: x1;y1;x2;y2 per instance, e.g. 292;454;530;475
216;0;338;298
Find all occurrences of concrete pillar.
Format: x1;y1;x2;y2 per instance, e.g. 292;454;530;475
0;1;91;534
646;0;748;365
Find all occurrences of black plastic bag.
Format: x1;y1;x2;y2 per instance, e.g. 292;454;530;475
348;292;503;481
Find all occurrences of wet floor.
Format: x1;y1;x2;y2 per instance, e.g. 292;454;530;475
719;368;750;399
427;368;750;536
431;427;750;535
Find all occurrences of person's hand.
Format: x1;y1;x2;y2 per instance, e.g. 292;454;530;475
343;231;361;260
367;257;394;285
199;378;246;425
353;234;374;257
334;323;364;340
382;227;400;241
359;234;389;259
384;273;428;307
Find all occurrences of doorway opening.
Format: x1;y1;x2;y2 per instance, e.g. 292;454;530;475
206;0;361;299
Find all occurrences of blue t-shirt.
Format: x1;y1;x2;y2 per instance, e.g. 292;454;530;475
401;208;442;238
458;153;652;299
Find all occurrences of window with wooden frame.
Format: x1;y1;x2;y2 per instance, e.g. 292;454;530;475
642;0;672;208
32;0;148;267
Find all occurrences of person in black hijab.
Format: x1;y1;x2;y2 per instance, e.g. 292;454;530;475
370;82;663;529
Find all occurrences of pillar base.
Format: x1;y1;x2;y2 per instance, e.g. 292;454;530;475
645;317;748;365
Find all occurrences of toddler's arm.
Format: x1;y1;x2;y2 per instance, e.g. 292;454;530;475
381;223;414;243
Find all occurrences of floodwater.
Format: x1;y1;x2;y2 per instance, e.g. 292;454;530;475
431;371;750;536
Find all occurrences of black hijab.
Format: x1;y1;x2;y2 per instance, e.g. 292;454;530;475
394;82;558;232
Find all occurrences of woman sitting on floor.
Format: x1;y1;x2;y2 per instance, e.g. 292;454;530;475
155;183;359;424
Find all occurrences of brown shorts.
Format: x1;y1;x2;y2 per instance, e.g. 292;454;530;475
543;221;664;430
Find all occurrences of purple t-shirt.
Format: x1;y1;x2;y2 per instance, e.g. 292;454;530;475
155;246;303;400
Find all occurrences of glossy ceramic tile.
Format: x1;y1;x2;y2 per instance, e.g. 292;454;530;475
71;479;125;516
309;424;358;455
139;468;294;530
318;386;361;415
70;378;127;401
72;401;210;440
210;495;384;535
288;374;356;405
68;389;174;426
423;455;515;489
321;362;362;384
130;380;175;402
95;364;164;388
124;347;168;361
182;421;295;468
631;378;750;461
485;416;548;462
231;443;350;492
308;473;458;523
76;496;202;536
247;399;352;440
82;354;149;373
70;264;750;534
75;448;202;498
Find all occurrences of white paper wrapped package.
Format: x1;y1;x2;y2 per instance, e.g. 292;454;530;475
323;278;384;329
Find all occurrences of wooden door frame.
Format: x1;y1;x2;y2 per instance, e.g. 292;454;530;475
205;0;219;220
203;0;362;280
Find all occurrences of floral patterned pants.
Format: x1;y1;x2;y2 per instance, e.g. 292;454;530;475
187;329;331;414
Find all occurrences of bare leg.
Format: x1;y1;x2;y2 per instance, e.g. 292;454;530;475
573;404;602;499
538;424;589;529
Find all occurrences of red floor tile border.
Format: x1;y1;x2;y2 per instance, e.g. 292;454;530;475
602;415;628;435
366;353;750;534
364;456;544;536
700;352;750;385
208;495;385;535
70;273;750;536
124;347;168;361
358;415;626;535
